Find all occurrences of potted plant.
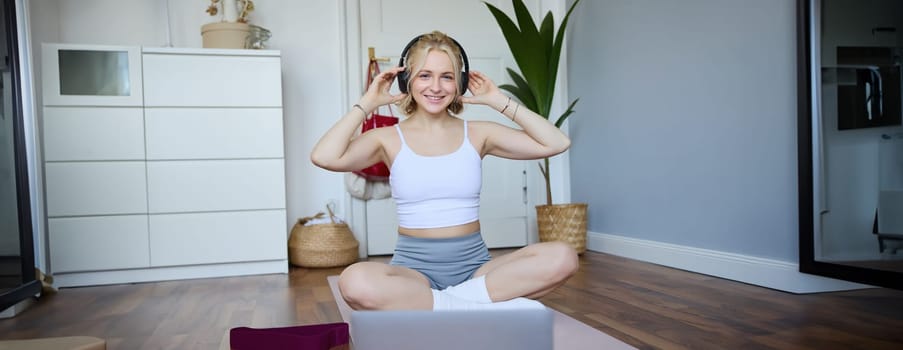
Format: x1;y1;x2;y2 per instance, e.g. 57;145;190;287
201;0;256;49
485;0;587;253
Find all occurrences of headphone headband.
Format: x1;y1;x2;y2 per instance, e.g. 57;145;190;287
396;34;470;95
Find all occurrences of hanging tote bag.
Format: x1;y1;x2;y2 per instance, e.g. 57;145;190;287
352;57;398;181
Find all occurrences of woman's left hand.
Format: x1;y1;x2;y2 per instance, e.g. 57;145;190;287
459;71;508;111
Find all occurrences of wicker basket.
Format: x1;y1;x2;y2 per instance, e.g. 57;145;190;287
289;211;359;268
536;203;588;254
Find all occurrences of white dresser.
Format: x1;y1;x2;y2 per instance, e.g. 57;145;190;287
41;45;287;287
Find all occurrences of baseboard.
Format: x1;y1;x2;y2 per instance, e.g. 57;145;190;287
52;260;288;288
586;232;872;294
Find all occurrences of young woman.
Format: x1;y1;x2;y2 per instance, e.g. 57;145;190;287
310;31;577;311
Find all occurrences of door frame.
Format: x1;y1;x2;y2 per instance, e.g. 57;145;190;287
336;0;572;257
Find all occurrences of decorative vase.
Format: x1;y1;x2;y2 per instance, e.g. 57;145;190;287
201;22;251;49
222;0;239;22
536;203;588;254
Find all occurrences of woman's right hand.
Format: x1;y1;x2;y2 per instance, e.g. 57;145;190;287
359;66;408;113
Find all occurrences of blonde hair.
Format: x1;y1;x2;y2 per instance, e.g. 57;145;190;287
398;31;465;116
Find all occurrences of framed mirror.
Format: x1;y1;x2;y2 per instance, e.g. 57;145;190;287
798;0;903;290
0;0;41;312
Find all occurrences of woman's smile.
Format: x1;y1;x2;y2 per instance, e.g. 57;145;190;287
424;94;448;103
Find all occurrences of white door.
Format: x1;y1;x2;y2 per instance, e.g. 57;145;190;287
355;0;538;254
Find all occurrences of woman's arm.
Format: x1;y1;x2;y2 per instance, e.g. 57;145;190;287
310;66;407;171
460;71;570;160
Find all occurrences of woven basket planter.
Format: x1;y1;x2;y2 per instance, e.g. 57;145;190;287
288;213;359;268
536;203;588;254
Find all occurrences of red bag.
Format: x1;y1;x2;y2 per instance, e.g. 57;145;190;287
353;58;398;181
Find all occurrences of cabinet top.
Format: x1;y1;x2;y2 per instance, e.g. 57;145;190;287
41;43;280;57
143;47;281;57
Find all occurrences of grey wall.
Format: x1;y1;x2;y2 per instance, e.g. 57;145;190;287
566;0;798;261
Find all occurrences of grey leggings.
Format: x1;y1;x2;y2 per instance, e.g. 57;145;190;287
389;231;491;290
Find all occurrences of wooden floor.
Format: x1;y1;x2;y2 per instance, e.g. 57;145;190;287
2;250;903;349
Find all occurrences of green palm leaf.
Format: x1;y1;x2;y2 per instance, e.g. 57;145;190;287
486;0;581;120
485;1;549;116
554;98;579;128
504;68;538;112
547;0;580;109
485;0;582;205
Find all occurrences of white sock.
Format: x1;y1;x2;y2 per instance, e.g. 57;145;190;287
431;289;545;311
441;275;492;303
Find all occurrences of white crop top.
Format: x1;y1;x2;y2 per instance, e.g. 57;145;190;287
390;121;482;229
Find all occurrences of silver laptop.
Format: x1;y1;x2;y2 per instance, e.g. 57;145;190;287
351;309;553;350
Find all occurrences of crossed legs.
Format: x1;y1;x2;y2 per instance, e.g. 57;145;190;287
337;241;578;310
338;261;433;310
472;241;578;301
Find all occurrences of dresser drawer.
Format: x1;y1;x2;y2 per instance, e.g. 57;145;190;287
45;162;148;217
49;215;150;273
145;108;284;160
142;53;282;107
43;107;145;161
146;159;285;213
149;210;287;266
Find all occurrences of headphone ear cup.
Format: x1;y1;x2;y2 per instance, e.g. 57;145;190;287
459;74;469;95
397;70;408;94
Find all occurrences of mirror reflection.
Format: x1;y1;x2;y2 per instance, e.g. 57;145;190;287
0;0;23;295
58;50;131;96
817;0;903;273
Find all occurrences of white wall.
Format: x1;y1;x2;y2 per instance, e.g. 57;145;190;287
26;0;349;249
23;0;869;291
